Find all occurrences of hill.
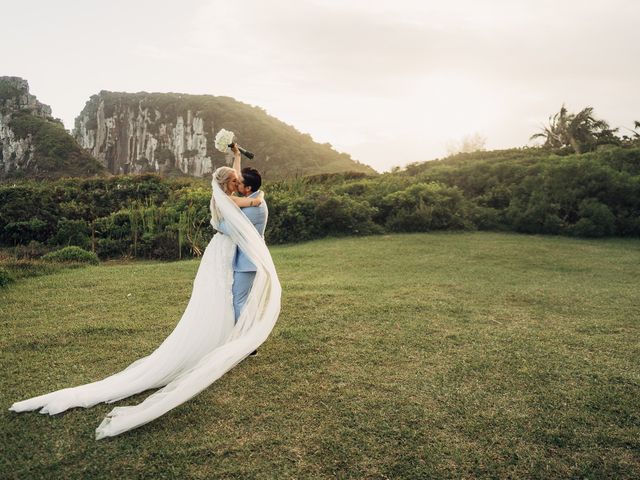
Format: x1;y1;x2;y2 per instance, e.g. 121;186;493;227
73;91;375;179
0;77;105;180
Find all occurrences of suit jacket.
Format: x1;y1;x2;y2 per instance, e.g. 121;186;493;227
217;190;268;272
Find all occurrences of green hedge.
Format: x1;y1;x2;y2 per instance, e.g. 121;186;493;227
0;146;639;260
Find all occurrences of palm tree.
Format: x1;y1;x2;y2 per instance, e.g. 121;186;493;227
565;107;616;154
531;105;618;153
530;105;570;149
620;121;640;145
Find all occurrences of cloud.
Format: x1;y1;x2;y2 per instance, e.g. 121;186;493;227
3;0;639;171
181;0;640;103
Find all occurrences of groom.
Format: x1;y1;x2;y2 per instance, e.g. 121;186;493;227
228;144;268;326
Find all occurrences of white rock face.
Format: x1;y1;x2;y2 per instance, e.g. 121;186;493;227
0;76;52;174
74;95;214;176
0;113;35;173
0;76;52;118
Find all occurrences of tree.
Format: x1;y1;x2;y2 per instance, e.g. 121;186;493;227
567;107;618;153
621;120;640;146
531;105;619;154
530;105;572;149
446;133;487;156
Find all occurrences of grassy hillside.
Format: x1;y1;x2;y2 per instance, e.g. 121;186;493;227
5;113;106;179
0;76;105;180
75;91;375;179
1;232;639;478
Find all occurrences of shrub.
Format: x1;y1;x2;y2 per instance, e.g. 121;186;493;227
42;246;99;265
506;190;564;235
150;230;180;260
3;218;50;245
570;198;616;237
469;205;502;230
0;267;15;287
378;182;471;232
95;238;129;259
265;194;320;244
313;194;381;236
11;240;50;260
50;218;91;249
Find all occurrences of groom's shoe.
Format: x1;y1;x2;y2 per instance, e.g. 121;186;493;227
250;349;258;356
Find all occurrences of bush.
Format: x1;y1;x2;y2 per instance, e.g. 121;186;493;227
42;246;99;265
570;198;616;237
11;240;50;260
265;194;320;244
378;182;471;232
3;218;50;245
150;230;180;260
506;191;564;235
50;218;91;249
469;205;502;230
0;267;15;287
95;238;129;258
313;194;381;237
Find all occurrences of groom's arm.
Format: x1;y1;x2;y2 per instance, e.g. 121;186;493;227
242;202;267;235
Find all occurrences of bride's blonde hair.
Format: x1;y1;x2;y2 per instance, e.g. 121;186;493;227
213;166;236;194
210;166;236;227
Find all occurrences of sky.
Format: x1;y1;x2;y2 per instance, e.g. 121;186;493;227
2;0;639;172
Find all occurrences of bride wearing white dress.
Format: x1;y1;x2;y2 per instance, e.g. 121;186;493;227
9;166;281;439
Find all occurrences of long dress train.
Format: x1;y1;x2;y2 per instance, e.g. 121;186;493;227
9;180;282;439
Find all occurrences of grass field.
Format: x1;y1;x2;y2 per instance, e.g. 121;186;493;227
1;232;639;479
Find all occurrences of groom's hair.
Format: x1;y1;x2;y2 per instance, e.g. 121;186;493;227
241;167;262;193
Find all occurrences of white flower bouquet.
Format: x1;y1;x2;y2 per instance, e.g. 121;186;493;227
214;129;235;154
214;128;255;159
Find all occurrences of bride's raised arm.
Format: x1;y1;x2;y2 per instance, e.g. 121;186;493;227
232;143;242;176
230;190;264;208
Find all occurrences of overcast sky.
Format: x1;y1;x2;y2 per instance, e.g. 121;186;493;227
2;0;639;171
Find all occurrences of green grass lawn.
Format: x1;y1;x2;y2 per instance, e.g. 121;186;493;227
1;232;639;479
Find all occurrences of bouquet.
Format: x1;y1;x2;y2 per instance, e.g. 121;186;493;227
214;129;254;159
214;129;235;154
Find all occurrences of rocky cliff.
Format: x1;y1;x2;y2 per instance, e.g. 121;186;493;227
74;91;375;179
0;76;50;174
0;76;104;179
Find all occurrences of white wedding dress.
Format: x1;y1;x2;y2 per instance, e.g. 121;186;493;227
9;180;281;439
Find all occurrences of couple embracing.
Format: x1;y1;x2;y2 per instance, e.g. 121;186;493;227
216;143;268;330
10;144;281;439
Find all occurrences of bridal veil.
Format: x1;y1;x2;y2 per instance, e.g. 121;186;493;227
9;179;282;439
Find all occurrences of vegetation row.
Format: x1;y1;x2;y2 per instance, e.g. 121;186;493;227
1;144;639;262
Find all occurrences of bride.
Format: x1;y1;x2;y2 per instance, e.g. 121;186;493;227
9;166;282;439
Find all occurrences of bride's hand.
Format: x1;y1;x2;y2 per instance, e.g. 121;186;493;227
230;190;264;208
248;191;264;206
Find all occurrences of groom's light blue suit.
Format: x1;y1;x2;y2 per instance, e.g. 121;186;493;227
217;191;268;323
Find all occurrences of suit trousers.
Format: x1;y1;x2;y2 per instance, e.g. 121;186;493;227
232;271;256;324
